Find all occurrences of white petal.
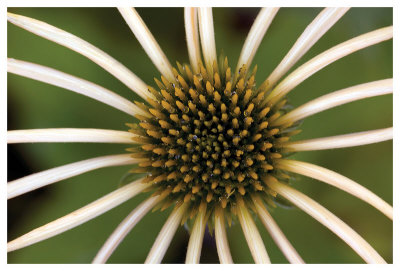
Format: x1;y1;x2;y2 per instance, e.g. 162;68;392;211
282;127;393;152
235;8;279;75
251;194;304;264
237;197;270;264
276;159;393;219
118;8;175;82
93;195;162;263
7;179;150;252
215;206;233;264
265;26;393;105
7;128;134;144
266;177;387;263
185;203;207;264
198;8;217;76
145;203;188;263
7;12;152;100
8;58;149;117
185;7;201;74
274;79;392;126
263;8;349;89
8;154;137;199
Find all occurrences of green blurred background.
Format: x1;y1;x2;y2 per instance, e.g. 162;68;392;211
7;7;392;263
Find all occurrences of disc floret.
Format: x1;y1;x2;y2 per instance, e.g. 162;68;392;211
128;57;299;217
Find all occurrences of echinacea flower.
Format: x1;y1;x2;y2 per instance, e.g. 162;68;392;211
7;7;393;264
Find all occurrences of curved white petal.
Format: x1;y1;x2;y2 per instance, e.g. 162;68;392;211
251;195;304;264
8;154;138;199
282;127;393;152
264;8;349;89
265;177;386;263
118;8;175;82
93;195;162;263
145;204;188;264
7;179;150;252
8;58;149;117
276;160;393;219
7;128;134;144
185;7;201;73
215;206;233;264
185;204;207;264
7;12;152;100
237;197;270;264
235;8;279;75
274;79;392;126
198;8;217;76
265;26;393;105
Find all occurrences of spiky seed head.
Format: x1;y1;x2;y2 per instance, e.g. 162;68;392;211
127;57;300;221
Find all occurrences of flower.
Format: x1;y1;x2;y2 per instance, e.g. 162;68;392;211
7;7;393;264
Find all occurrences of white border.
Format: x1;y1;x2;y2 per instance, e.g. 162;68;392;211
392;0;399;267
1;0;7;268
3;0;397;8
2;0;398;270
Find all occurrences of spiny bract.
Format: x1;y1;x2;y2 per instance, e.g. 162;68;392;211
127;57;300;222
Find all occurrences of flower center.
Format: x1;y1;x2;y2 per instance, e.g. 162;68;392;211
128;57;300;214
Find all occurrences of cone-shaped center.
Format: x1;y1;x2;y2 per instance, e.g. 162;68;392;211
128;57;298;212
